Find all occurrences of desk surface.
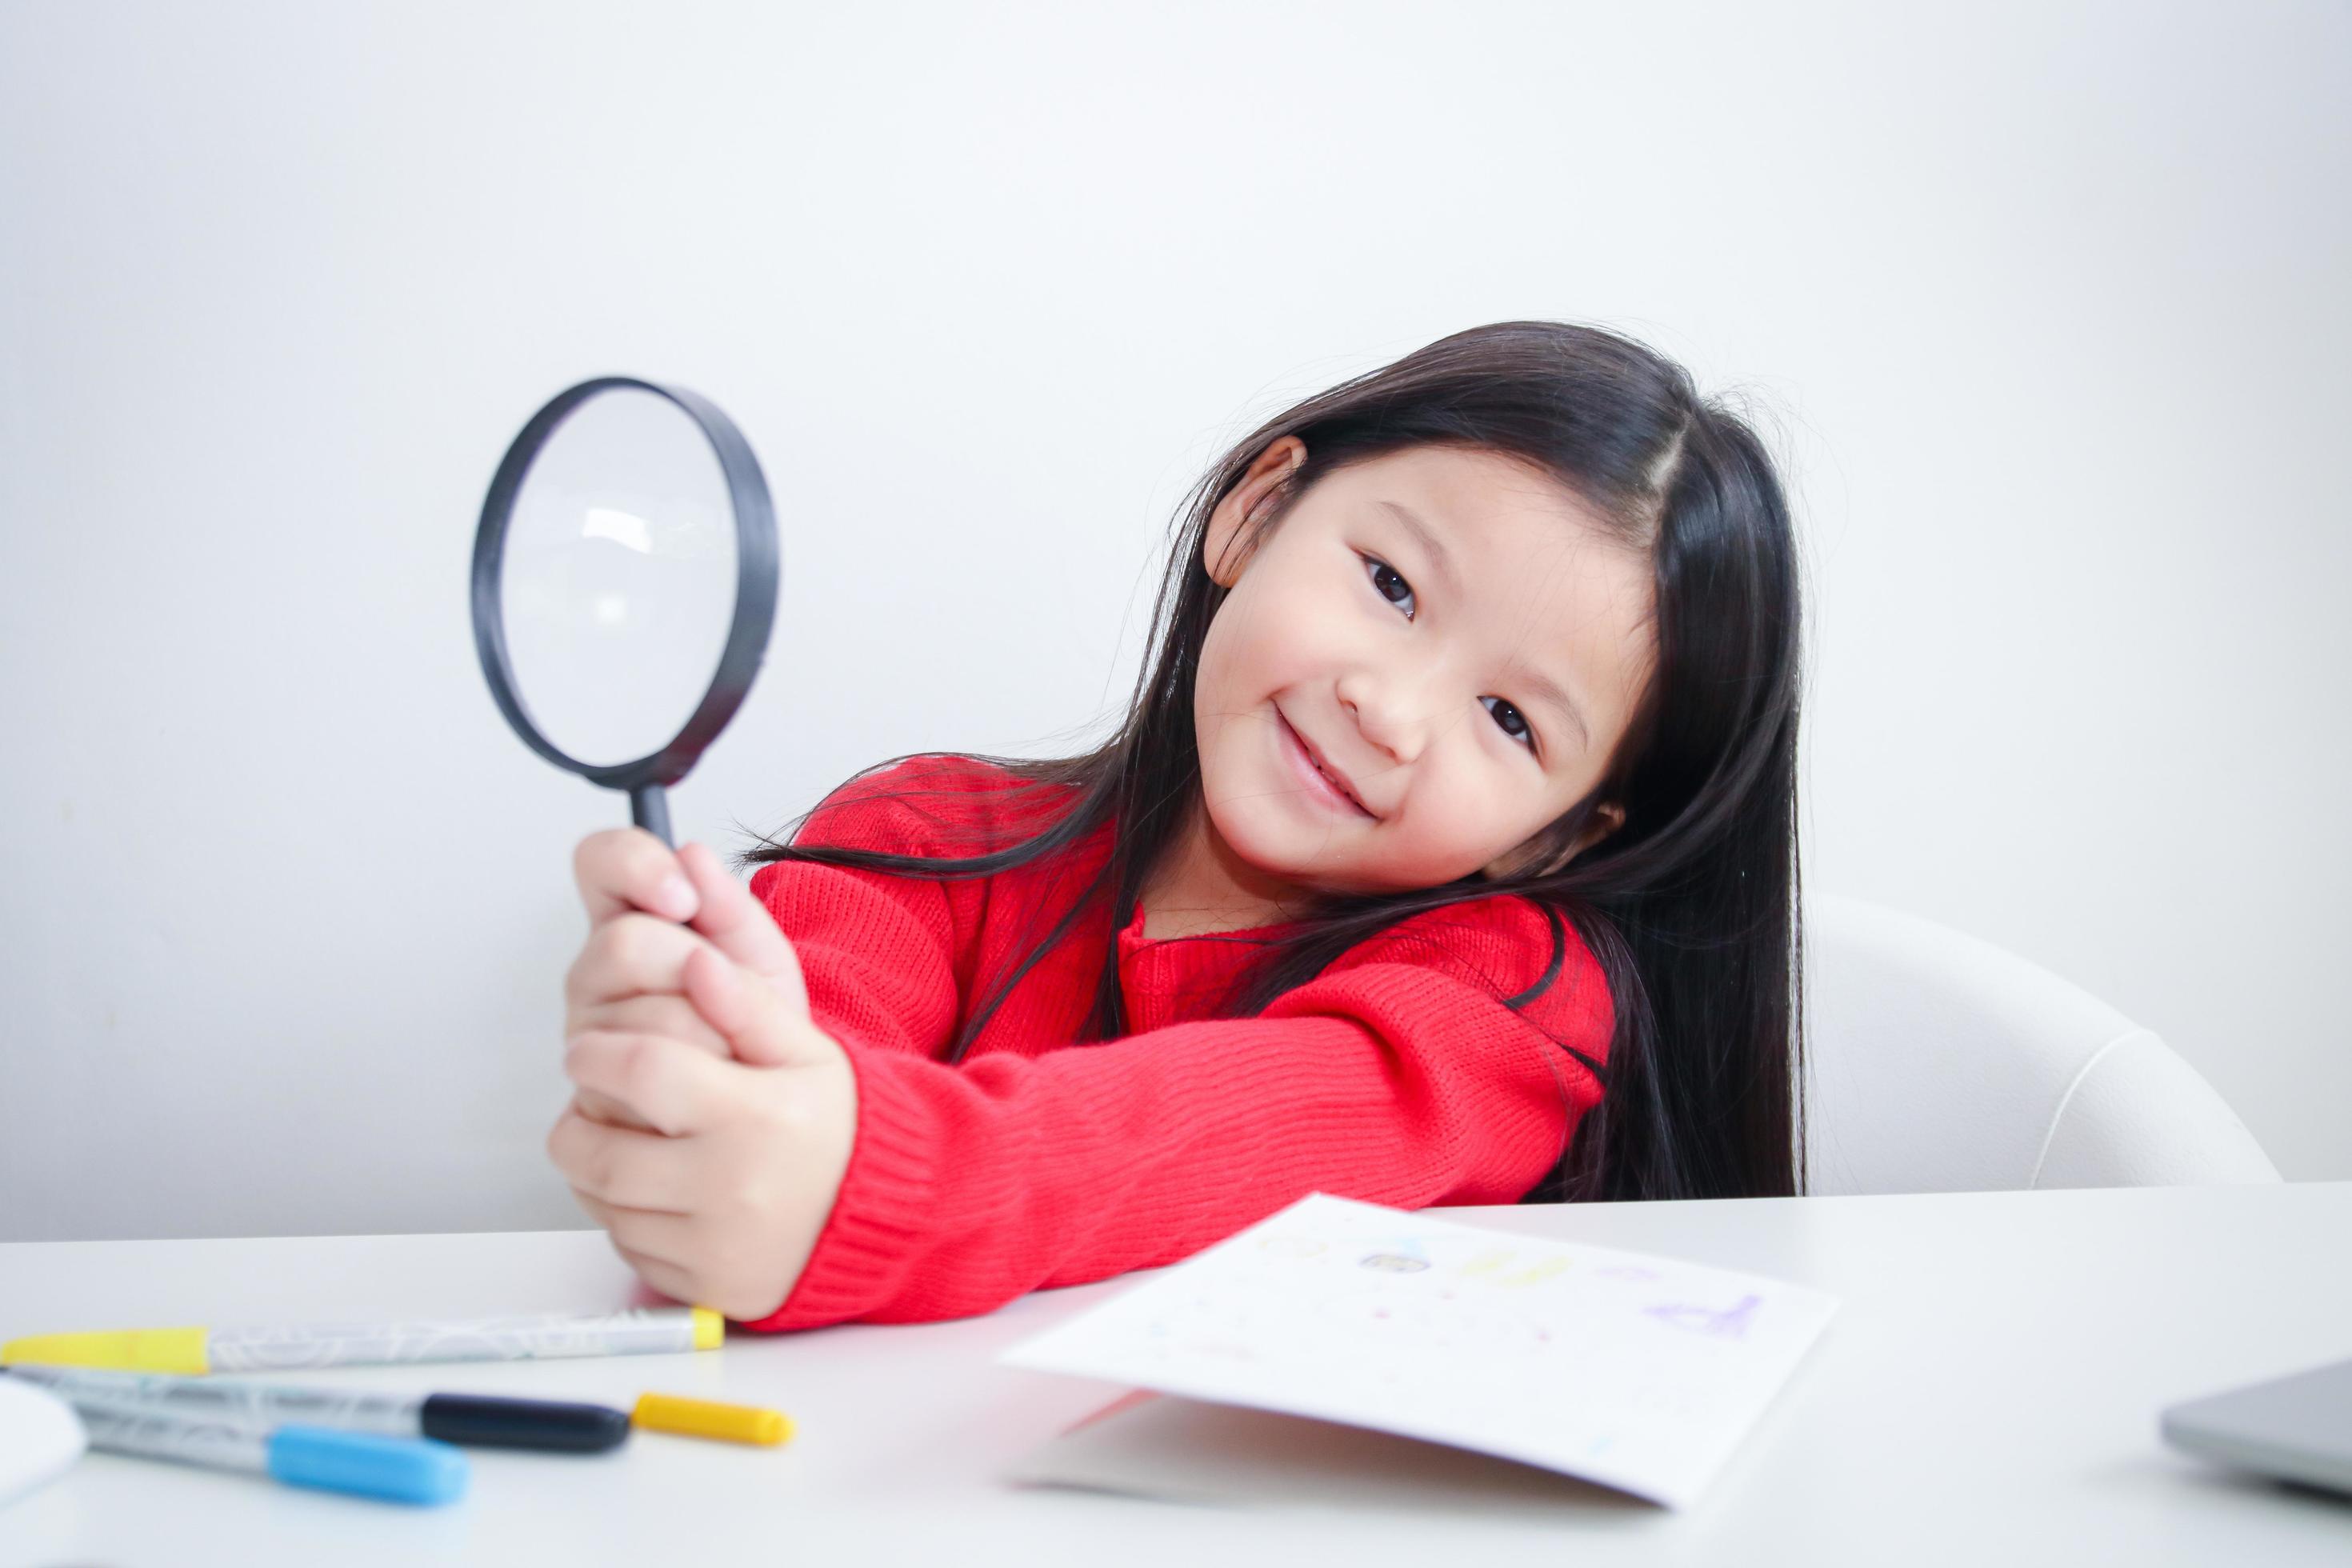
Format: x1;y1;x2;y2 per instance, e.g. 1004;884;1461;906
2;1183;2347;1566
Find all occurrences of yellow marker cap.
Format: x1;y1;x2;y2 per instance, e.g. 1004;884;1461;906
690;1306;724;1350
1;1327;211;1374
633;1392;792;1446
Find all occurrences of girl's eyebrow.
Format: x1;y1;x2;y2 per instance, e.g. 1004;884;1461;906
1510;662;1593;750
1377;499;1462;596
1378;498;1593;750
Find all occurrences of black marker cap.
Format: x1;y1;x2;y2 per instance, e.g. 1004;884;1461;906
418;1393;634;1452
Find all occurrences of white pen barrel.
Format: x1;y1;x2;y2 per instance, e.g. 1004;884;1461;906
206;1306;704;1370
9;1365;422;1436
76;1405;271;1473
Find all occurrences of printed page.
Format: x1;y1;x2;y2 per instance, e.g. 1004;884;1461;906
998;1192;1840;1509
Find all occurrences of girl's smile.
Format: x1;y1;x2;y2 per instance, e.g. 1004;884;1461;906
1143;440;1656;933
1274;704;1377;820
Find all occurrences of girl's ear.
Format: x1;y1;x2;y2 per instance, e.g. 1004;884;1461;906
1203;437;1307;587
1483;801;1626;881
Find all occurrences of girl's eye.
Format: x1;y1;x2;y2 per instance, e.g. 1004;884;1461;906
1362;554;1416;620
1482;696;1538;753
1362;554;1539;756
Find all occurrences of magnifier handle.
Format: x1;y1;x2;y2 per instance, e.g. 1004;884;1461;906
630;785;674;850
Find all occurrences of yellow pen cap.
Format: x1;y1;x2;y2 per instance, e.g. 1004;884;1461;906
1;1326;211;1374
691;1306;724;1350
633;1392;792;1446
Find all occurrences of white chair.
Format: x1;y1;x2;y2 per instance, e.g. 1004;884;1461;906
1800;893;2280;1195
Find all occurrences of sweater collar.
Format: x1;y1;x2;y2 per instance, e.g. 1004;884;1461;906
1117;896;1314;952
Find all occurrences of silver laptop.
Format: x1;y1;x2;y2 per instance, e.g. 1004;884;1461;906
2161;1356;2352;1498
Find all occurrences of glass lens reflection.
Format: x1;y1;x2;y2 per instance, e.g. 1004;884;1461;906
498;388;738;768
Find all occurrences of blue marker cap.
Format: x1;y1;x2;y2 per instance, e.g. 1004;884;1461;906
266;1425;469;1506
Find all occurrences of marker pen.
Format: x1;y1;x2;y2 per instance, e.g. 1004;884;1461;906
633;1391;794;1446
6;1364;630;1453
2;1304;722;1374
74;1405;466;1506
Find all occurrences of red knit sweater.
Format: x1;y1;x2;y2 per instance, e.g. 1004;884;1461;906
738;754;1613;1331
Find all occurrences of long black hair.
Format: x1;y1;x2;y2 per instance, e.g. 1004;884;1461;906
742;320;1806;1202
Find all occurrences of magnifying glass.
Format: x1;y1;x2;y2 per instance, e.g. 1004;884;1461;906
470;377;778;847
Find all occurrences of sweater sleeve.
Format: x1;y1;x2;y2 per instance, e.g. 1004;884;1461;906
740;894;1613;1331
745;824;961;1063
743;755;1058;1062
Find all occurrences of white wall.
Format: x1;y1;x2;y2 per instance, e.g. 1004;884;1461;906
2;0;2344;1241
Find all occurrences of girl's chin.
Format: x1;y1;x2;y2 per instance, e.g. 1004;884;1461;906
1209;806;1404;892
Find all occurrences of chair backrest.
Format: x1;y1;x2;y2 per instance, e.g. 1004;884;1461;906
1798;893;2280;1195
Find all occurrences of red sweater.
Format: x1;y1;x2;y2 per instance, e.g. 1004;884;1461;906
739;754;1613;1331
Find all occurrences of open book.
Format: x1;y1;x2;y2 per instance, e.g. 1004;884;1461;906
998;1192;1839;1510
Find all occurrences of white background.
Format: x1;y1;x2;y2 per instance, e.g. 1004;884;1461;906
2;0;2344;1241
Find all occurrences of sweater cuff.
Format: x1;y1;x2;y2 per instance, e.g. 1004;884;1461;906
736;1035;943;1332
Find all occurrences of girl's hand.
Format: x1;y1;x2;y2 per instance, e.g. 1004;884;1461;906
565;832;793;1129
549;839;858;1320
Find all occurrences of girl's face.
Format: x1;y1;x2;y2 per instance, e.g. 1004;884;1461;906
1181;439;1656;909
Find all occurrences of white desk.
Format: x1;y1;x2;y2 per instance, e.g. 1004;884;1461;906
2;1183;2346;1566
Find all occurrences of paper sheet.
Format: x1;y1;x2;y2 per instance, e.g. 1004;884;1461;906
998;1192;1839;1510
1002;1389;1650;1519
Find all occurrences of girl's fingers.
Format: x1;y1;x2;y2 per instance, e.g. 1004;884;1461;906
570;1193;704;1307
563;1032;739;1136
611;1242;702;1310
676;842;809;1013
566;1002;732;1129
570;1190;694;1263
574;1201;704;1306
573;827;701;928
544;1101;706;1210
682;946;831;1070
575;992;733;1060
568;1187;644;1238
574;1086;658;1134
563;912;722;1013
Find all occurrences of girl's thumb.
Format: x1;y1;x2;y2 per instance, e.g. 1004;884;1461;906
676;842;810;1014
682;946;822;1070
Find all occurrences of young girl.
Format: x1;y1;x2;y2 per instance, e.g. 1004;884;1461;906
546;319;1806;1330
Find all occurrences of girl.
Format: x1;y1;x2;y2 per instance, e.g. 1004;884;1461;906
546;319;1806;1329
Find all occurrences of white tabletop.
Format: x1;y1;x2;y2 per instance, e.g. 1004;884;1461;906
2;1182;2347;1566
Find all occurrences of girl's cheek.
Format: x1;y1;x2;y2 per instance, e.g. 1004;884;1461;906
1268;590;1350;666
1410;762;1489;846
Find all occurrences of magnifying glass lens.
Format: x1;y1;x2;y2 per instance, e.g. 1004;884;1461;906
497;388;739;769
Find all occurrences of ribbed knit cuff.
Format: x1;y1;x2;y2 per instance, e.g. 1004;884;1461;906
736;1035;946;1332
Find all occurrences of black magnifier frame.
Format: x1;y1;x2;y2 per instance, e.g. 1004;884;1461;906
470;375;778;848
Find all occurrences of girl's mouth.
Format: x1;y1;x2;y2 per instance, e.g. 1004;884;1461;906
1278;710;1373;818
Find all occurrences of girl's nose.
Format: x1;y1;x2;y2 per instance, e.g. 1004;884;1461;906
1336;668;1427;765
